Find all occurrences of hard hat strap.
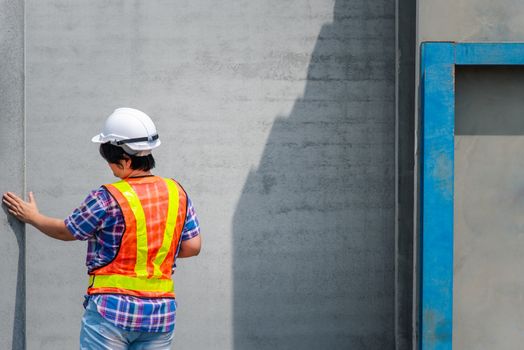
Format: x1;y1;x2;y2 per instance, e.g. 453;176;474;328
115;134;159;145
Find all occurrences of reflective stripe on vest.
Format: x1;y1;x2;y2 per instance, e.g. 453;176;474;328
112;180;149;277
153;179;179;277
88;177;183;296
89;274;173;293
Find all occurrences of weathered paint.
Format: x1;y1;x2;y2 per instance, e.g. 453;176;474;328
420;42;524;350
456;43;524;65
420;42;455;350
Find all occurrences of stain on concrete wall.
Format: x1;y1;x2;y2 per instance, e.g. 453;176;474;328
419;0;524;42
233;0;396;349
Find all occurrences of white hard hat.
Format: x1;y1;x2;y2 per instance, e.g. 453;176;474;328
91;108;161;154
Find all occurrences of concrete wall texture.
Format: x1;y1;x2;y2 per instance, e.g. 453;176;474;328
454;68;524;349
0;0;25;349
418;0;524;42
1;0;398;349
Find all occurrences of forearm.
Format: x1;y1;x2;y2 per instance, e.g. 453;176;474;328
2;191;75;241
28;213;76;241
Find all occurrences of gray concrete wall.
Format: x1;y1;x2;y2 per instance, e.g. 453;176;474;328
0;0;396;348
233;0;395;348
0;0;25;349
418;0;524;42
454;67;524;349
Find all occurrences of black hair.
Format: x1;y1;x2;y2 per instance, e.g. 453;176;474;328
99;142;156;171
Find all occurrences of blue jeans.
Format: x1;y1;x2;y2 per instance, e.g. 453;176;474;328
80;299;174;350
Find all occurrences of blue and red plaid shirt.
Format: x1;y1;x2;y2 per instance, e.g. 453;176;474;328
65;180;200;333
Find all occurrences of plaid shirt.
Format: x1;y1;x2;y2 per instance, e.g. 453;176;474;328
65;179;200;333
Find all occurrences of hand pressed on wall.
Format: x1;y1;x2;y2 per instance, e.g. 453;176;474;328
2;191;74;241
2;191;39;224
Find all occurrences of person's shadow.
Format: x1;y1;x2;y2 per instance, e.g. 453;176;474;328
1;205;25;350
232;0;395;349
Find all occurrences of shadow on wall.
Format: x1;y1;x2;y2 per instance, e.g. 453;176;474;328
2;206;25;350
12;218;25;350
233;1;395;349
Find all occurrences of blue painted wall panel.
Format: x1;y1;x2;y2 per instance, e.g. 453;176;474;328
456;43;524;65
420;41;524;350
420;42;455;350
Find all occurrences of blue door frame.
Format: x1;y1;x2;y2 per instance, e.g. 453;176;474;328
420;42;524;350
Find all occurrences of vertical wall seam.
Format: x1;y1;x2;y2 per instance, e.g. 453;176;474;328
22;0;27;347
394;0;400;349
22;0;26;195
413;0;420;348
396;1;416;348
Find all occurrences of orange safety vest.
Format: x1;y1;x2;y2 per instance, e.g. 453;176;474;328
87;176;188;298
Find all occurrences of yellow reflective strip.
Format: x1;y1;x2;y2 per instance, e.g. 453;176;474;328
112;181;149;277
153;178;180;277
91;274;174;293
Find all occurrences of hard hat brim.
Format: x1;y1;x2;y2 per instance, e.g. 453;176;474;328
91;134;105;143
125;139;161;151
91;133;161;151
